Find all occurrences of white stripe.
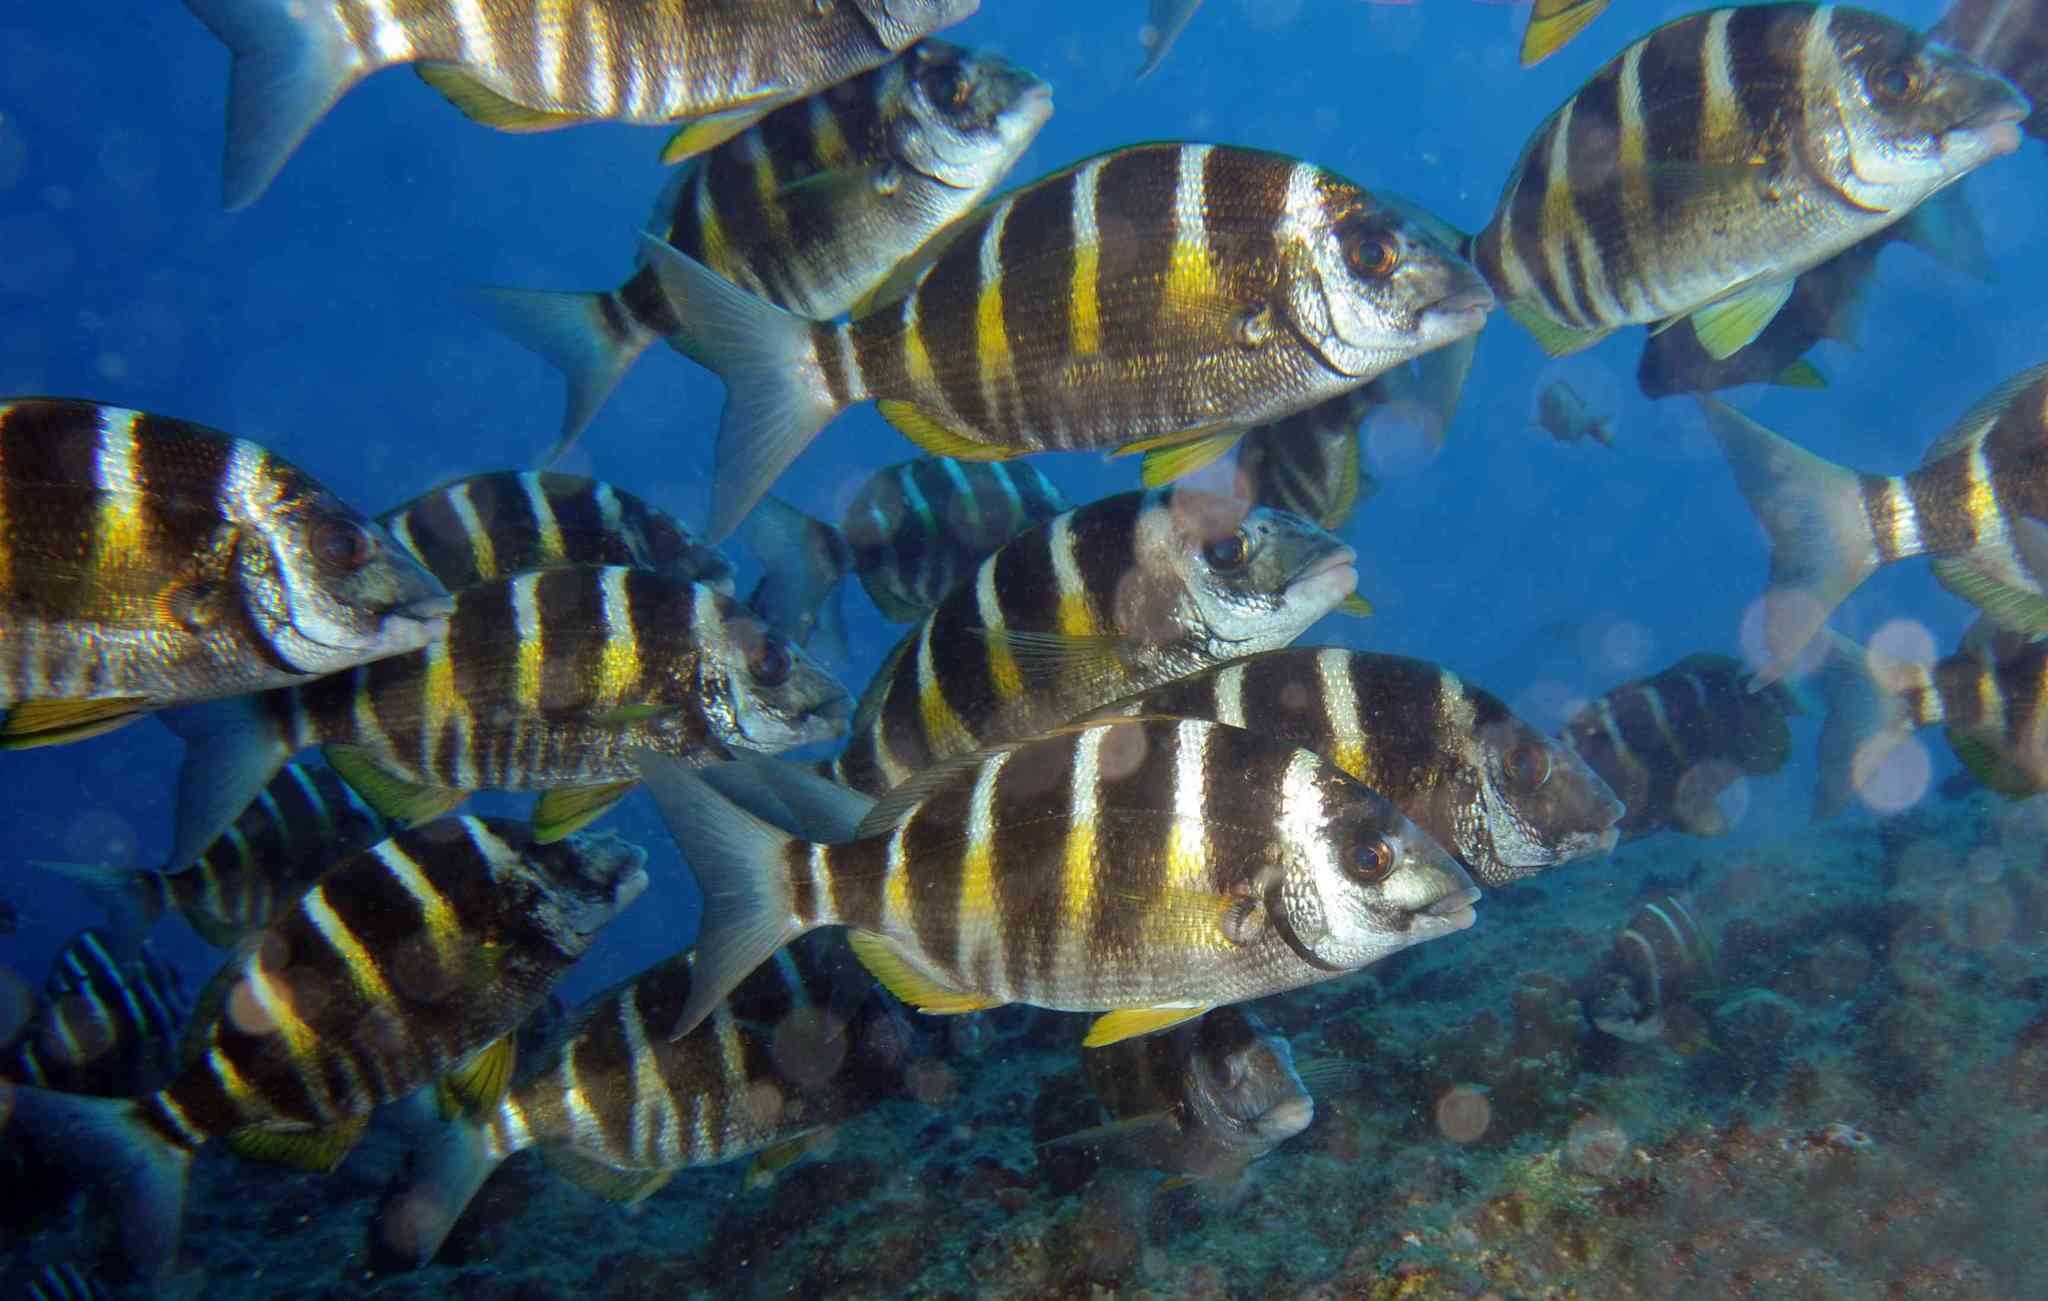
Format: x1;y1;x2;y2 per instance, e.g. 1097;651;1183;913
1047;513;1087;618
450;0;495;67
1276;748;1335;889
623;988;679;1165
92;407;143;496
580;2;617;114
959;747;1008;976
496;1095;534;1155
1315;647;1359;737
1213;662;1247;729
450;480;495;575
355;0;414;63
536;0;569;102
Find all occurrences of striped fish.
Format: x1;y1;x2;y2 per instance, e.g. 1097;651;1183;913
1232;388;1384;532
375;937;893;1266
2;929;190;1097
181;0;980;209
380;471;734;596
741;459;1070;659
1471;5;2027;362
1559;653;1800;840
820;489;1360;799
1636;183;1988;398
1809;625;2048;815
638;718;1481;1049
35;763;393;949
1935;0;2048;140
0;399;450;749
1094;648;1624;886
162;567;851;871
1588;892;1717;1044
1;818;648;1281
24;1264;110;1301
1520;0;1613;68
1702;365;2048;683
1061;1006;1313;1187
489;42;1050;455
643;140;1494;541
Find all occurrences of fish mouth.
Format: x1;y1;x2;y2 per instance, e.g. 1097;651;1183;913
1422;279;1496;333
1423;885;1483;930
1948;98;2029;157
1258;1096;1315;1140
1287;544;1358;596
385;594;456;644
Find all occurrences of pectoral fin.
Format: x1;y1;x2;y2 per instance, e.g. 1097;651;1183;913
847;931;1000;1014
437;1035;516;1119
323;744;470;825
1688;279;1794;361
226;1117;367;1172
531;780;639;842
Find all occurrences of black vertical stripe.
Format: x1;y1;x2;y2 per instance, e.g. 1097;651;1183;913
1068;491;1147;624
1093;145;1181;364
997;170;1078;432
909;205;996;435
991;734;1073;994
1638;15;1710;165
1564;62;1628;314
986;509;1063;638
660;168;709;259
1086;721;1176;974
1724;3;1803;146
900;776;971;978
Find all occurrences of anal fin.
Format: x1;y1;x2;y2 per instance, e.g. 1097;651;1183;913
0;697;148;749
1084;1005;1211;1048
324;744;470;825
227;1117;367;1173
847;931;1000;1014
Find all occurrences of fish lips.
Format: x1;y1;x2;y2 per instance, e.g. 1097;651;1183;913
1945;95;2030;161
1419;276;1496;340
1284;542;1359;606
1423;884;1483;932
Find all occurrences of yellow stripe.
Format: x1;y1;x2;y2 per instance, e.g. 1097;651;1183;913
959;751;1005;921
1069;162;1103;354
1163;146;1217;314
91;409;150;585
808;95;851;169
975;567;1023;699
1698;10;1743;158
1060;728;1103;967
975;207;1014;403
596;568;643;703
903;296;939;392
372;837;462;953
883;825;914;931
239;961;320;1061
207;1044;263;1107
914;623;972;754
1316;648;1369;780
305;884;397;1006
421;636;463;756
1048;515;1098;638
1163;720;1209;894
519;472;567;564
512;573;545;710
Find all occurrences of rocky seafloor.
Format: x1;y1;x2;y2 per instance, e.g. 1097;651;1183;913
8;779;2048;1300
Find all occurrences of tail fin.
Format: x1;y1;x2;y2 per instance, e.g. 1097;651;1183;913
372;1091;505;1269
636;236;843;543
4;1087;191;1281
1699;398;1881;685
696;755;877;843
1520;0;1613;67
157;696;292;871
632;751;808;1041
181;0;368;209
739;496;855;661
477;285;660;465
1138;0;1207;78
29;860;166;941
1810;631;1930;820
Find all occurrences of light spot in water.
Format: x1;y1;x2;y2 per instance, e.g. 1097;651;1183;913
1363;401;1441;478
1869;618;1937;667
1852;735;1930;815
1434;1084;1490;1143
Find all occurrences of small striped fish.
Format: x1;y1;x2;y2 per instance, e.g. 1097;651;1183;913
36;763;393;949
2;929;190;1097
1559;653;1799;840
1810;626;2048;814
821;489;1359;798
181;0;980;209
162;567;850;870
643;140;1493;541
1935;0;2048;140
378;938;890;1265
1588;892;1717;1044
489;41;1050;455
0;399;450;750
380;470;733;596
1472;5;2027;362
1064;1005;1313;1186
1094;648;1624;886
742;458;1070;657
1232;388;1384;532
1701;364;2048;682
2;818;648;1282
639;718;1480;1049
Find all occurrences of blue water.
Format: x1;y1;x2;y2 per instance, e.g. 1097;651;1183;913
3;1;2045;1292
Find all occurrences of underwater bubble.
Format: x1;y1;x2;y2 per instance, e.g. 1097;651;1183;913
1517;681;1583;735
947;1014;991;1057
95;351;128;381
1363;400;1442;479
1434;1084;1490;1143
1097;721;1151;781
1600;619;1654;675
1852;735;1931;816
745;1078;788;1127
1566;1114;1629;1176
226;977;278;1038
1678;762;1748;832
59;806;139;865
1869;618;1937;667
772;1007;849;1089
1738;593;1829;680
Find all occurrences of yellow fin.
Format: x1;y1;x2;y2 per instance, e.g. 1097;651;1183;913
847;930;1000;1014
538;1145;677;1203
659;106;775;165
1689;279;1794;362
226;1117;367;1172
1946;727;2042;798
1336;593;1374;617
0;697;147;749
323;743;470;825
437;1035;516;1119
531;780;639;843
415;63;584;133
743;1132;824;1190
1772;359;1828;389
1930;556;2048;638
1135;428;1246;488
877;400;1009;461
1083;1005;1211;1048
1504;300;1608;357
1520;0;1612;67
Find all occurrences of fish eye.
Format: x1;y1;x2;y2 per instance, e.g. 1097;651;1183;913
1343;228;1401;280
1201;529;1251;572
1867;56;1922;105
1506;743;1553;793
312;521;377;572
1349;832;1395;883
922;61;972;111
749;637;794;688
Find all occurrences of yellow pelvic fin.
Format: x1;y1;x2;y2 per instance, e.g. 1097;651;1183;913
0;697;148;750
743;1132;825;1190
1503;300;1608;357
437;1035;517;1119
1931;555;2048;639
660;106;776;165
847;930;1000;1014
539;1145;678;1203
531;780;639;843
1689;279;1794;362
1132;427;1247;488
322;743;470;825
1520;0;1613;67
414;64;585;133
1336;593;1375;617
1772;359;1828;389
226;1116;368;1173
1083;1005;1212;1048
877;400;1010;462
